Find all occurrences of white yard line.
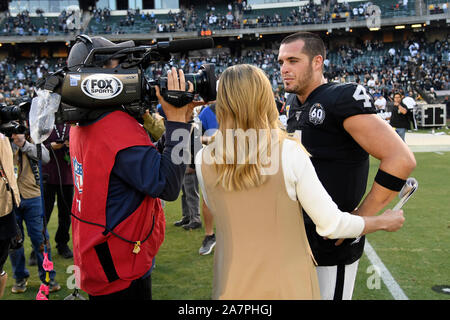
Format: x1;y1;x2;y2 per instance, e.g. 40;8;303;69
364;241;409;300
363;132;447;300
408;145;450;153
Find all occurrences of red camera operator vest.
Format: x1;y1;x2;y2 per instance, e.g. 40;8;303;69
70;111;165;296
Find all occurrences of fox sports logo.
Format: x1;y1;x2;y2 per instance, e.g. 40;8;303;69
81;74;123;99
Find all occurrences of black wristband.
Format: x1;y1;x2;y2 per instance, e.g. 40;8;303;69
374;169;406;192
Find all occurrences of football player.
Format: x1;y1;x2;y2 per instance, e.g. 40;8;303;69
278;32;416;300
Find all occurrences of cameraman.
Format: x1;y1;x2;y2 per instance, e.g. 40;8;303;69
42;124;74;259
0;132;21;299
390;92;414;141
67;36;194;300
8;132;60;294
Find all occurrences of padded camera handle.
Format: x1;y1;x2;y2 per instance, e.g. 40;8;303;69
83;46;147;66
162;90;195;108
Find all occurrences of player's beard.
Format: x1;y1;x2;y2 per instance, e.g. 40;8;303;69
284;61;314;96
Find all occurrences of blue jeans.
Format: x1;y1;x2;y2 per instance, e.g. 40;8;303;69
9;196;56;283
395;128;406;141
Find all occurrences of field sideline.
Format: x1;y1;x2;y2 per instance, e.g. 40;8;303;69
2;141;449;300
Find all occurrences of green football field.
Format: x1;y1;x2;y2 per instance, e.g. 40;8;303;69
2;151;449;300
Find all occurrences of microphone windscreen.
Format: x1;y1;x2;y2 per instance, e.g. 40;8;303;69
165;38;214;53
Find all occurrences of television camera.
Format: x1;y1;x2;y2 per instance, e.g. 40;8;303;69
26;35;217;143
0;101;31;137
38;35;217;124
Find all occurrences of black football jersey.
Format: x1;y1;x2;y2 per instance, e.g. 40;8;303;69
286;82;377;266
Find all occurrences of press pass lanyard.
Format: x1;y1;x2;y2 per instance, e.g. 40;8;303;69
54;124;67;141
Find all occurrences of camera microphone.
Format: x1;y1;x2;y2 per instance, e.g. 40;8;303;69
157;37;214;53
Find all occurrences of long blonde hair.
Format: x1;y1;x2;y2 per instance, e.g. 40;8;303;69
212;64;288;191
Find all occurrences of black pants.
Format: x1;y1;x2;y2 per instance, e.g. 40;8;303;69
0;212;16;272
44;183;73;248
88;275;152;300
0;239;10;272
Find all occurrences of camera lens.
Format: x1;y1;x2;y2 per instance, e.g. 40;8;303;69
0;121;28;137
184;64;217;102
0;102;30;123
151;63;217;103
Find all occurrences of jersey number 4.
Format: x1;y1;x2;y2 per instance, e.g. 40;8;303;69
352;85;372;108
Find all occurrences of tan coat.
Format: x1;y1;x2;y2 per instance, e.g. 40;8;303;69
199;139;320;300
0;134;20;217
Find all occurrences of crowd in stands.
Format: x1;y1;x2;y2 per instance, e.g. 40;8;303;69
325;38;449;101
1;10;44;36
82;0;420;35
429;2;448;15
0;56;65;105
86;2;333;35
0;9;82;36
3;1;448;36
0;37;447;108
92;7;111;24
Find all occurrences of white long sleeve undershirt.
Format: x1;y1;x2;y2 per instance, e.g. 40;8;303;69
195;139;365;240
281;139;364;239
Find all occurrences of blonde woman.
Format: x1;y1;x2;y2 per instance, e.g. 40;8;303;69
195;64;405;300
